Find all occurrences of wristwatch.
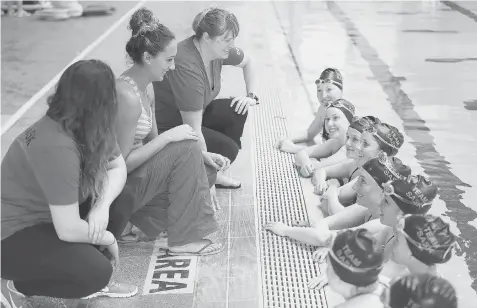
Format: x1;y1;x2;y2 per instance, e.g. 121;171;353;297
246;92;259;105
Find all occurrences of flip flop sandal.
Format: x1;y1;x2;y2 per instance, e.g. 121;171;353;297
118;233;140;244
216;183;241;189
161;239;225;256
292;220;311;228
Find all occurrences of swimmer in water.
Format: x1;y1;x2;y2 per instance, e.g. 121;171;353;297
313;118;404;216
276;68;344;154
264;153;411;246
294;99;356;178
381;273;457;308
308;229;387;308
389;214;457;277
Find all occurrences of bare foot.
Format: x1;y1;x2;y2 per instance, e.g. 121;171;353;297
216;172;241;189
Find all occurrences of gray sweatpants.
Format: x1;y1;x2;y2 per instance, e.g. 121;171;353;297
123;139;218;246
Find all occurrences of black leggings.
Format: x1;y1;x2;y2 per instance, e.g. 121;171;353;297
1;223;113;299
0;194;135;299
202;98;248;163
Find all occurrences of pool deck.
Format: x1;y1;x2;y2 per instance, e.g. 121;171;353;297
2;1;477;307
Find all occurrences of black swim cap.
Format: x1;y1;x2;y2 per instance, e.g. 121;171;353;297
402;214;457;265
349;116;381;133
388;274;457;308
362;152;412;187
329;229;384;287
364;122;404;156
383;175;438;215
315;68;343;90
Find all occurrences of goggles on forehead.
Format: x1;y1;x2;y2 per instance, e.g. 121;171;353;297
328;248;383;274
394;214;458;261
315;77;342;88
323;100;354;115
362;125;400;150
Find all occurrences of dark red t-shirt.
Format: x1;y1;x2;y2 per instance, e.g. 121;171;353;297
153;36;245;131
1;115;120;240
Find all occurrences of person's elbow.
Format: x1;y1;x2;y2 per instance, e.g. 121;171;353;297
54;220;81;242
108;155;128;182
49;204;85;242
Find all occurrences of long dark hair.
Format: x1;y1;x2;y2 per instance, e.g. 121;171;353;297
46;59;118;203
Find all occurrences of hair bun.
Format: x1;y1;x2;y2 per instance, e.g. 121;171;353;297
129;7;155;35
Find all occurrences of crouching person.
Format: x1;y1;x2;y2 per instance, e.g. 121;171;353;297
1;60;137;299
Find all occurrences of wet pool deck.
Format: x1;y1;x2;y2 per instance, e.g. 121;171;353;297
2;1;477;307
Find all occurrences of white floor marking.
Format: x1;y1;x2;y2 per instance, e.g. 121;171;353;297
1;0;146;135
143;239;198;295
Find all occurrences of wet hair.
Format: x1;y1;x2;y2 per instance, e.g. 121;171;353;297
403;214;456;265
126;7;175;65
388;274;457;308
192;7;240;40
46;60;117;204
362;152;412;187
329;229;384;287
371;122;404;156
385;175;438;215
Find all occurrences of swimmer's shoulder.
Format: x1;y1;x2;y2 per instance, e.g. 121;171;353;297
335;293;384;308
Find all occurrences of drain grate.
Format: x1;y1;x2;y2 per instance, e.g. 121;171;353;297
253;77;328;308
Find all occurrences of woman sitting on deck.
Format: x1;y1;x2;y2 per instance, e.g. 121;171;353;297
276;68;344;154
294;99;356;178
112;8;224;256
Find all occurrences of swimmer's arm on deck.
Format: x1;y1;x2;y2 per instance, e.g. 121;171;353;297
326;185;346;215
116;84;171;173
313;159;355;184
337;179;358;203
282;225;334;247
305;139;341;160
282;105;326;152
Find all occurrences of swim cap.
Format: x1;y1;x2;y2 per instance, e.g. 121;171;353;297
388;274;457;308
362;152;412;187
329;229;384;287
383;175;438;214
315;68;343;90
349;116;381;133
402;214;457;265
363;122;404;156
325;99;355;123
